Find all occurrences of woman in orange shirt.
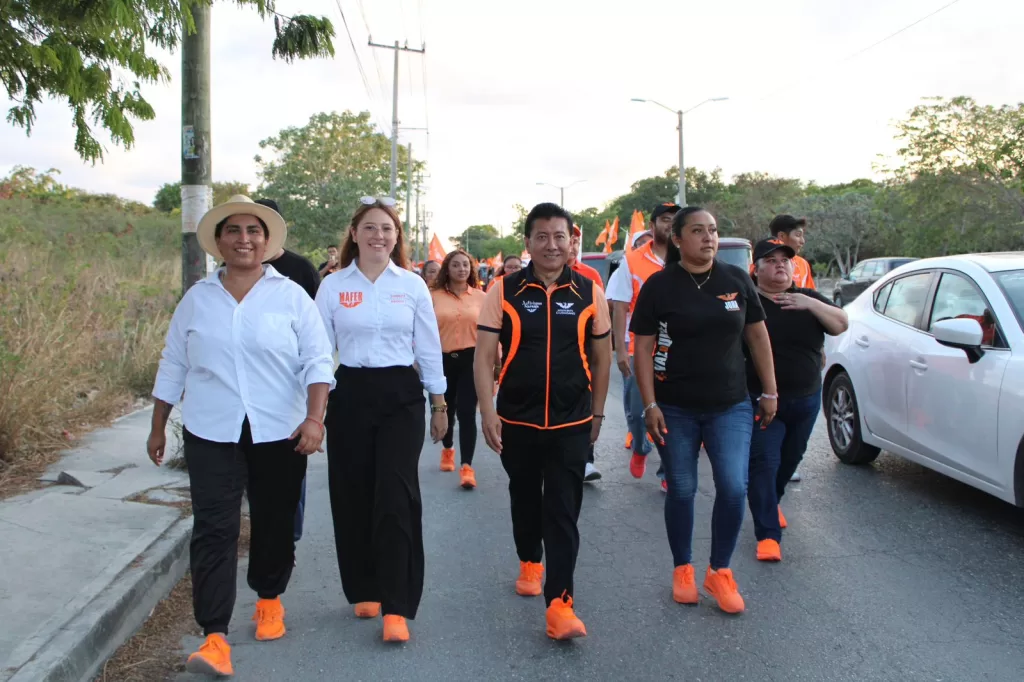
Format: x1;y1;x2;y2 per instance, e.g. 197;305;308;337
431;250;487;489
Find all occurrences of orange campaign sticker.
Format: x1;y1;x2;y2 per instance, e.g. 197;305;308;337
339;291;363;309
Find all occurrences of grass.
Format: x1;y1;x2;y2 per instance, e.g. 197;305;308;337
0;195;180;495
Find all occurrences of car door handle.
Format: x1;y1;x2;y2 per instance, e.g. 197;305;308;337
855;336;870;348
909;359;928;370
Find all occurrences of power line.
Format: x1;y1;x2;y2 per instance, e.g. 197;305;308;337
332;0;391;135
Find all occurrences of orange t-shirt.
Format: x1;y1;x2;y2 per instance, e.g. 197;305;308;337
571;260;604;289
792;255;816;289
431;286;487;352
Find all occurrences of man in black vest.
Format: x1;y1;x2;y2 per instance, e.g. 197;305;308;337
474;202;611;640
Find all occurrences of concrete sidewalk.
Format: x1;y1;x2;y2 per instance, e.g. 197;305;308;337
0;408;193;682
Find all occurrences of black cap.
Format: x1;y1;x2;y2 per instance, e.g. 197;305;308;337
768;214;806;235
754;237;796;261
650;202;682;221
255;198;283;219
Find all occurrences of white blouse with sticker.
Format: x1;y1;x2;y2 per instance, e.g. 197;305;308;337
315;260;447;395
152;265;336;444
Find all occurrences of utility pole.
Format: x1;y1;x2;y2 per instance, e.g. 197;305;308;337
368;39;425;199
406;142;414;244
415;172;423;261
180;4;213;293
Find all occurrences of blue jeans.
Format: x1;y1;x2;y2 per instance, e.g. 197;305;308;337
624;357;653;457
657;400;753;569
293;475;306;543
747;392;821;542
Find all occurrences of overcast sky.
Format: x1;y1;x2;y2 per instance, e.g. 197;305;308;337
2;0;1022;243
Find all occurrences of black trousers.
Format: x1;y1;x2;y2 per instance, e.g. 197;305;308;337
500;423;590;604
184;419;307;636
441;347;478;465
326;365;426;619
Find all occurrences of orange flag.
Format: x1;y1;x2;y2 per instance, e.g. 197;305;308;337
489;252;503;268
595;219;609;246
626;210;645;251
428;234;446;262
607;217;619;246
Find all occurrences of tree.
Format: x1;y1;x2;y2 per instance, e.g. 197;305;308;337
711;172;804;240
451;225;499;258
888;96;1024;219
153;181;250;212
783;192;880;275
255;111;422;253
2;1;335;162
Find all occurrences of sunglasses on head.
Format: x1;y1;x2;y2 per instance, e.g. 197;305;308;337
360;196;398;208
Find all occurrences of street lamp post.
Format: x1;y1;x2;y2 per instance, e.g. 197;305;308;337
536;180;586;207
631;97;728;206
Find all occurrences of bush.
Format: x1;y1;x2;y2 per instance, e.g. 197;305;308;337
0;196;178;483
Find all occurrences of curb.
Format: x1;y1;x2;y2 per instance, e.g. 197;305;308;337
8;517;192;682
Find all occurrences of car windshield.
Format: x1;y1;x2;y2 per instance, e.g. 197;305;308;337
717;247;751;271
995;270;1024;330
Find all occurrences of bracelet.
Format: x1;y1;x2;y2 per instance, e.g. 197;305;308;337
642;402;658;417
304;416;324;429
430;404;448;413
593;414;605;419
759;393;778;401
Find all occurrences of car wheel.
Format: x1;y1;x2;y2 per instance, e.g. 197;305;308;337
825;372;880;465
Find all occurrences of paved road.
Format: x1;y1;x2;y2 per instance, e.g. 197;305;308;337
176;373;1024;681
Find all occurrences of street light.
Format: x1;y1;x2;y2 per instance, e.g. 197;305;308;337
631;96;728;206
536;179;586;207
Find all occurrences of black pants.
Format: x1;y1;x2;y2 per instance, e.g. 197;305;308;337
326;365;426;619
184;419;306;636
441;347;478;465
500;423;590;604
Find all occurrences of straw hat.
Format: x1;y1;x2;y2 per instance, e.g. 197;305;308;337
196;194;287;261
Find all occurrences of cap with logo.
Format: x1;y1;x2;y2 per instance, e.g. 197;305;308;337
631;230;653;247
650;203;682;222
753;238;797;261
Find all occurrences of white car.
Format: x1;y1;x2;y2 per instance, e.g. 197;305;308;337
822;253;1024;506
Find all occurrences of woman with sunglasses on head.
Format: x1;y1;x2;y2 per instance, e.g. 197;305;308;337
148;196;334;676
315;196;448;643
745;238;847;562
430;249;487;488
630;206;778;615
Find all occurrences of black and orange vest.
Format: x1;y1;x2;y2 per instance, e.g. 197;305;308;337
495;264;603;430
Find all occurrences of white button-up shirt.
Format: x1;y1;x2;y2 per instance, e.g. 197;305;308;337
152;266;336;444
315;260;447;395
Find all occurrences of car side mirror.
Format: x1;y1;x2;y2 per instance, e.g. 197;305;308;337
843;272;852;281
932;318;985;364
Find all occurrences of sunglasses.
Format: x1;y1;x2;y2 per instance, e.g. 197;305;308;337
360;196;398;207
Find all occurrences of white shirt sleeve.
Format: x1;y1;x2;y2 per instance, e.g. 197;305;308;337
295;294;337;391
314;275;337;353
606;257;634;302
152;288;194;405
411;276;448;395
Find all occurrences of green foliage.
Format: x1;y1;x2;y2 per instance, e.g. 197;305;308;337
255;111;423;254
451;225;498;258
1;1;336;163
153;180;251;211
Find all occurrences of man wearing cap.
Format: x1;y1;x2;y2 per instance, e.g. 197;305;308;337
606;203;680;489
474;202;611;640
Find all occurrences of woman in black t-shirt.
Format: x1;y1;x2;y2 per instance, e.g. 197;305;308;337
631;207;778;615
744;238;848;563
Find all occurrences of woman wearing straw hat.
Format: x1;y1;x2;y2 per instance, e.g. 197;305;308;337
147;195;335;676
315;196;447;643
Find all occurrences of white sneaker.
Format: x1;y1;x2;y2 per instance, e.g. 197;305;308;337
790;469;802;482
584;462;602;482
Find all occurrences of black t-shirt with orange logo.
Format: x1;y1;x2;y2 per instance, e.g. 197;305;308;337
744;287;833;398
630;261;765;410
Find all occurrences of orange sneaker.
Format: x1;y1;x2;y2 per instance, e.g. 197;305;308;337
629;453;647;478
459;464;477;489
354;601;381;618
756;539;782;562
661;479;668;493
515;561;543;597
252;597;286;640
440;448;456;472
703;567;745;614
778;506;788;529
672;564;698;604
185;633;233;676
383;614;410;642
624;432;633;449
546;594;587;640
